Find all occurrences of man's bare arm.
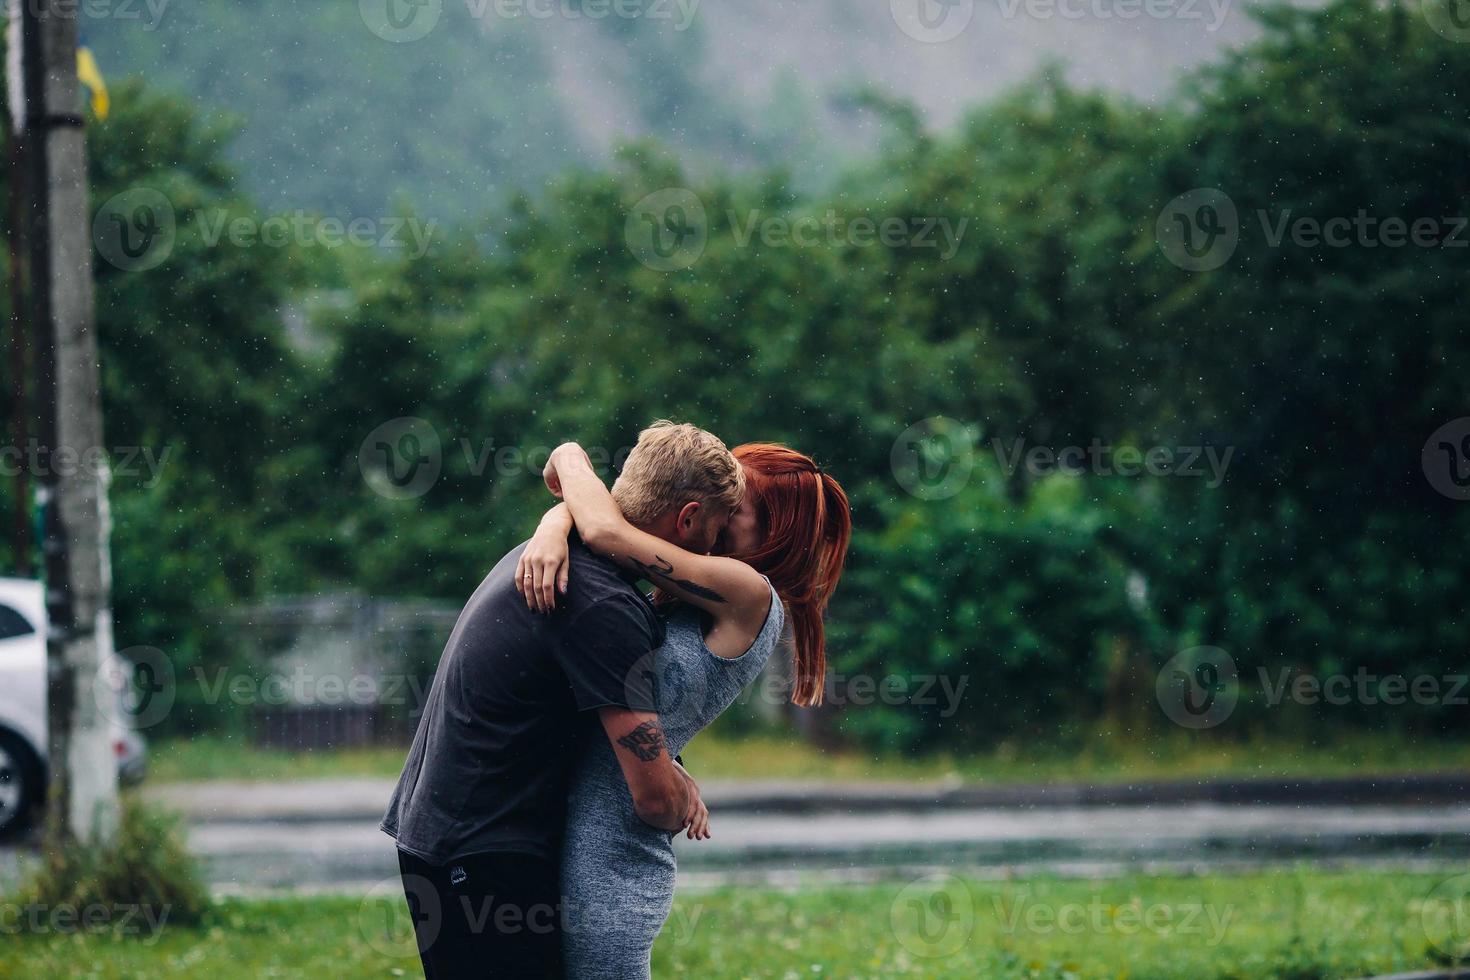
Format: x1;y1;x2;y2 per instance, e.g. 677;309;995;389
598;707;690;832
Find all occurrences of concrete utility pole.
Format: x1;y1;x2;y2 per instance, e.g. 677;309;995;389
4;105;31;576
12;0;119;844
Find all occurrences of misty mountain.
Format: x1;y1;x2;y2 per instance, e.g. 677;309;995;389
89;0;1274;226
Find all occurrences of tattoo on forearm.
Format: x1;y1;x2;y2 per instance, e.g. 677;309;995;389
617;721;667;762
632;555;728;604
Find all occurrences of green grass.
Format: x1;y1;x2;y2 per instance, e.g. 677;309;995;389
0;869;1462;978
144;727;1470;786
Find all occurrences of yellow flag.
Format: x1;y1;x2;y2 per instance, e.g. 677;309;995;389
77;45;109;121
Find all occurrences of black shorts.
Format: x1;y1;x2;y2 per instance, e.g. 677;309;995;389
397;848;564;980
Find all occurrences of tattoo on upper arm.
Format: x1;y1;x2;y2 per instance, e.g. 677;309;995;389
617;720;668;762
631;555;728;604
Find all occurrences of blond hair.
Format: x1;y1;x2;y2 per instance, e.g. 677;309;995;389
612;420;744;526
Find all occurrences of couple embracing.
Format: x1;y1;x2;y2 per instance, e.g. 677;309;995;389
381;421;851;978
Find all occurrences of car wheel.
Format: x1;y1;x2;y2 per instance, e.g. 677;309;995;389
0;730;41;840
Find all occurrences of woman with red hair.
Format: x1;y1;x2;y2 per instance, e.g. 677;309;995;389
516;437;850;978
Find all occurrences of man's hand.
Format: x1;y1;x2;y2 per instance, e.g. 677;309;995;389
675;762;710;840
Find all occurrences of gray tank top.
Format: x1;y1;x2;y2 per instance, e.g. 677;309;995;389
645;579;785;756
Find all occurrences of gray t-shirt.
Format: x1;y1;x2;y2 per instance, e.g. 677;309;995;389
381;538;662;865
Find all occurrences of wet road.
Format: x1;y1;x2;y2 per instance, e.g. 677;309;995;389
4;779;1468;895
172;801;1470;894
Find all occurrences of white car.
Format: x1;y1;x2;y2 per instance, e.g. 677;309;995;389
0;577;145;838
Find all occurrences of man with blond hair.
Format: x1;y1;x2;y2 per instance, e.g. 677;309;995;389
381;420;742;979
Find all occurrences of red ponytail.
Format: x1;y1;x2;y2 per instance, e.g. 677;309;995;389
730;444;851;707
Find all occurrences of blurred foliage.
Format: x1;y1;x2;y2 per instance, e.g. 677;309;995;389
17;795;209;930
1;0;1466;748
